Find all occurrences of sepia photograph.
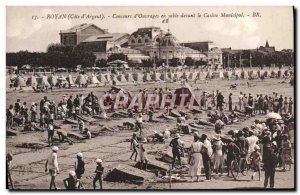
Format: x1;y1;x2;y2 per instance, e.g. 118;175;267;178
5;6;295;190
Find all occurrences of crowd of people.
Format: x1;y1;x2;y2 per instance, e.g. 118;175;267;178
6;84;294;189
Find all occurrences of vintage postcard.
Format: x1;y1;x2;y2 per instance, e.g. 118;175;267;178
6;6;294;190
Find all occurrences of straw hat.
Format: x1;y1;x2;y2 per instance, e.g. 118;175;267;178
174;133;180;138
52;146;59;152
96;158;102;163
69;171;76;177
77;152;83;158
214;134;221;140
254;145;260;151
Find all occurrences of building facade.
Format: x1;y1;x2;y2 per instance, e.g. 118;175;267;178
60;23;108;46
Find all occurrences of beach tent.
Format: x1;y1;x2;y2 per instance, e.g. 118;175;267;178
14;76;26;87
143;73;152;82
132;72;143;82
97;74;107;83
240;70;249;79
173;73;179;81
248;70;258;79
223;71;232;80
151;72;161;81
36;76;51;88
105;74;113;84
110;74;121;85
124;73;135;82
88;74;101;84
75;74;87;85
262;70;269;78
270;70;277;78
125;73;134;83
47;75;58;86
182;72;189;79
26;75;38;87
173;83;200;108
117;74;127;83
205;71;211;80
159;72;168;81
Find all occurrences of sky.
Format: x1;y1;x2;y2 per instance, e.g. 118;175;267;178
6;6;294;52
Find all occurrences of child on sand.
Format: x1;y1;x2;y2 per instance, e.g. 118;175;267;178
250;145;262;181
93;159;104;190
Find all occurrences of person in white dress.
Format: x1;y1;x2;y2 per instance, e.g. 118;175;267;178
188;132;204;182
246;130;259;163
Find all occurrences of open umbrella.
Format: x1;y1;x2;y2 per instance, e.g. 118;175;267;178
266;112;282;120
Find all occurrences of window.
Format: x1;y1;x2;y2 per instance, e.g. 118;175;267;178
138;39;142;43
156;38;161;42
131;40;135;44
169;51;172;53
145;39;149;43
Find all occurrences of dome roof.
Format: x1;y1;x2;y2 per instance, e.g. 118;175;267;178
161;32;179;46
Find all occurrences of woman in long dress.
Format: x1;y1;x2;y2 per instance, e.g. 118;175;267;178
188;132;204;182
211;134;224;175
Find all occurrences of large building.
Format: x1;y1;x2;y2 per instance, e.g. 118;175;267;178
182;41;223;67
60;23;108;46
59;24;222;65
127;27;210;64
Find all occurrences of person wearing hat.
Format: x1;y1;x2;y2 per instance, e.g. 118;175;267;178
261;129;272;163
47;119;55;146
235;130;249;171
249;144;262;181
214;118;224;134
93;159;104;190
274;129;283;166
228;93;233;112
6;153;14;189
130;133;139;161
281;134;292;171
226;137;240;177
188;132;204;182
75;152;85;180
200;134;212;181
246;130;259;163
83;128;92;140
288;97;293;115
30;102;37;122
169;133;184;169
78;119;85;133
136;113;143;136
45;146;59;190
138;143;148;170
211;134;224;175
263;142;279;189
63;171;79;190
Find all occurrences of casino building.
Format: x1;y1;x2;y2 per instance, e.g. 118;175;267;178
59;23;222;66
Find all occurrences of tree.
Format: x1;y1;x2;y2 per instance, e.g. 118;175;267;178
170;58;180;67
184;57;194;66
195;60;207;66
47;43;74;53
107;53;127;62
95;59;107;67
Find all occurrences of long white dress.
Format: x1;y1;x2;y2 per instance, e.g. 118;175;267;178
189;141;203;177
